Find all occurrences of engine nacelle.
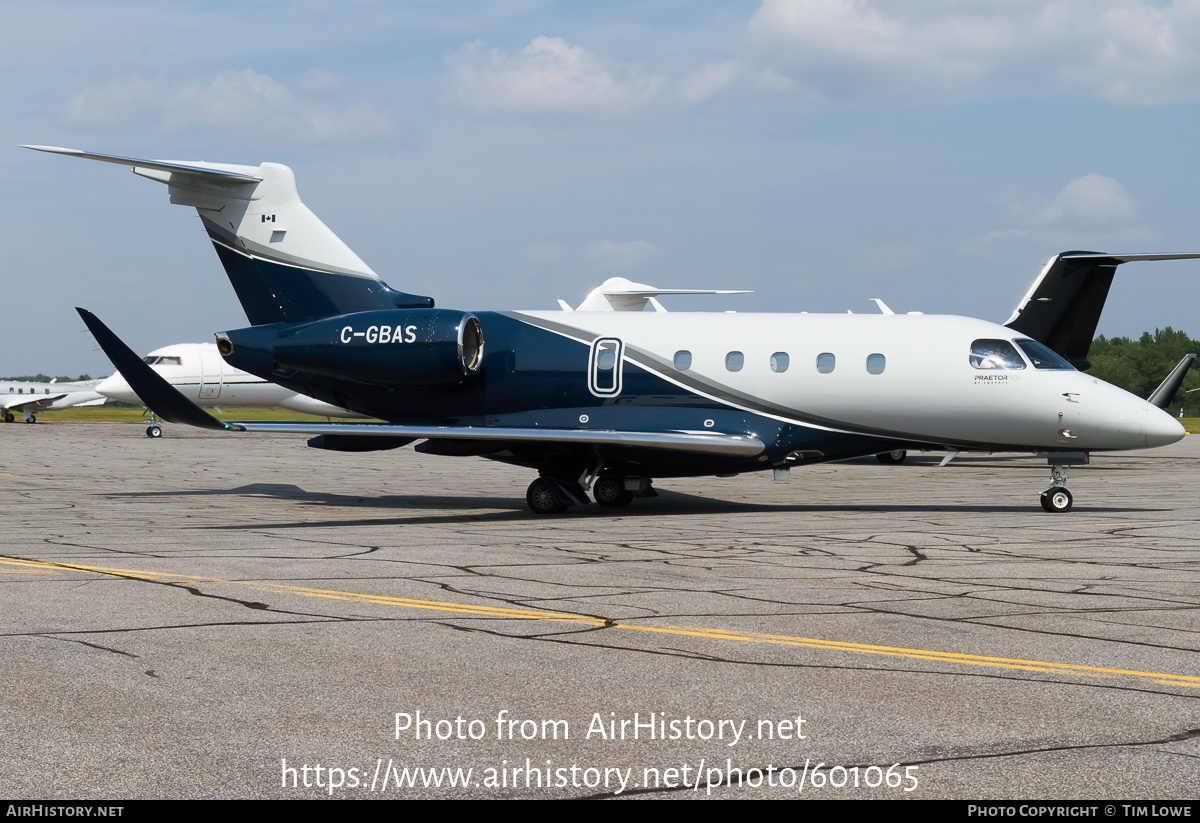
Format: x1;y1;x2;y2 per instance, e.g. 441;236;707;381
217;309;484;387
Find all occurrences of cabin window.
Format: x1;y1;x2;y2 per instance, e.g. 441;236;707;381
770;352;789;373
673;351;692;371
816;353;836;374
866;353;886;374
1014;338;1074;370
969;339;1026;370
725;351;744;372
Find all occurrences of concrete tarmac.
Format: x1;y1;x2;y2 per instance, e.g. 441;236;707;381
2;422;1198;799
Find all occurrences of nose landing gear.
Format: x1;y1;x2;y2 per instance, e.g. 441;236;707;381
1040;484;1073;513
1039;454;1087;513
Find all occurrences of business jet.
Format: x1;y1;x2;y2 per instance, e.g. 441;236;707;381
28;146;1194;514
98;342;367;436
1;378;105;423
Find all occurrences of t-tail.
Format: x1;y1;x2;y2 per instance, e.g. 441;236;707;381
25;146;433;325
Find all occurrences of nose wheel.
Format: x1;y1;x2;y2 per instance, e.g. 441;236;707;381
1040;487;1073;513
1039;462;1075;513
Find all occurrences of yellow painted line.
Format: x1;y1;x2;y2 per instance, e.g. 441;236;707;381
4;557;1198;689
0;472;66;483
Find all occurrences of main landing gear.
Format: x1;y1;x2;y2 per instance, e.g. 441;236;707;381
3;411;14;423
525;471;655;515
592;476;635;508
876;449;907;464
526;477;570;515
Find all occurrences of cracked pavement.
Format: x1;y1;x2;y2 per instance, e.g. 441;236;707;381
2;422;1198;798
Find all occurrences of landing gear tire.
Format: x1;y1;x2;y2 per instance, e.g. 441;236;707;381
3;412;13;423
527;477;569;515
876;449;907;464
1040;487;1073;513
593;477;634;507
25;415;36;424
147;425;163;438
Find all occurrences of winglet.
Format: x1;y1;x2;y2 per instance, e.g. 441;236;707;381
1148;353;1196;409
75;308;230;430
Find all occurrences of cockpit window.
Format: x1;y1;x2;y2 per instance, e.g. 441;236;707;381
969;339;1026;370
142;355;183;366
1015;338;1075;370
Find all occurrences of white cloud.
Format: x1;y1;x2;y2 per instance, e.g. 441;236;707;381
1032;174;1138;226
446;37;666;115
65;69;390;141
967;174;1144;252
680;61;743;104
745;0;1200;104
584;240;664;269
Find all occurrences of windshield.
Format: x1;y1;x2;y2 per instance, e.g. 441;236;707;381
1014;338;1075;370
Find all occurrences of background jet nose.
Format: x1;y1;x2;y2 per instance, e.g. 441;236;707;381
96;373;136;403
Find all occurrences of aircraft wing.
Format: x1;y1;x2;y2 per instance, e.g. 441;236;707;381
3;394;68;411
76;308;764;457
225;422;763;456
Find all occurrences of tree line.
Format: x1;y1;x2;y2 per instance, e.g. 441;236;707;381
1087;327;1200;410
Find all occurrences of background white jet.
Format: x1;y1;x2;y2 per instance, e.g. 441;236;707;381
97;342;367;436
1;378;106;423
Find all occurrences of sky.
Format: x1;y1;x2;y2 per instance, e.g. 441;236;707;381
4;0;1200;376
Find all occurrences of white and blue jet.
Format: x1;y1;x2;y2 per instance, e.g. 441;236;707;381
27;145;1195;514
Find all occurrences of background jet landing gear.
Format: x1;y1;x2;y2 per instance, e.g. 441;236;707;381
876;449;907;464
145;411;163;438
3;411;14;423
23;413;37;424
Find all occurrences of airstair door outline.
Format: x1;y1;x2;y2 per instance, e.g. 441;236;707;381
588;337;624;398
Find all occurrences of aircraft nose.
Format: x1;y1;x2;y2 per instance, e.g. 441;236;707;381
96;372;136;403
1145;405;1186;448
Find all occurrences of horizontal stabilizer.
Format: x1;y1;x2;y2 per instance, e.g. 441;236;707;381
576;277;751;311
1148;353;1196;409
22;145;261;182
75;308;227;430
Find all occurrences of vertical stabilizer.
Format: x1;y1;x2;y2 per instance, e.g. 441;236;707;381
25;146;433;324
